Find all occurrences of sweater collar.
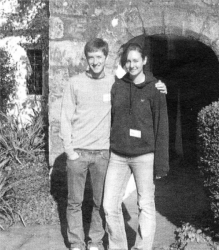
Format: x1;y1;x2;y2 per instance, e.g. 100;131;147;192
122;71;156;88
86;69;105;80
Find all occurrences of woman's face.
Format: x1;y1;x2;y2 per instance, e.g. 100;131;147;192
125;50;147;78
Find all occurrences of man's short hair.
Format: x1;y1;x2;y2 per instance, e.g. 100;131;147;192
84;38;109;58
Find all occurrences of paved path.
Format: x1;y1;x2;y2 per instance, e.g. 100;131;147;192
0;164;210;250
0;213;175;250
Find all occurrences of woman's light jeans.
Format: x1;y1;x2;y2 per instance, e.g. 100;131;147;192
103;152;156;250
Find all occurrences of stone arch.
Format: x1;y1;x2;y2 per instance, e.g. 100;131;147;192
112;5;219;60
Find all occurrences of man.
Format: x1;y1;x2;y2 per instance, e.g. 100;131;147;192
60;38;167;250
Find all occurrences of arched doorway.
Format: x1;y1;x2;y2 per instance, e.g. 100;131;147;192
150;35;219;168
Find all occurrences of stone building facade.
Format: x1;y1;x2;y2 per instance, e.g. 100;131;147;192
49;0;219;165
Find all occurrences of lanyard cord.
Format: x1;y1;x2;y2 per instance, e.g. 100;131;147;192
129;82;137;115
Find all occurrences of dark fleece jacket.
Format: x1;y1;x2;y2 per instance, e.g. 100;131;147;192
110;72;169;177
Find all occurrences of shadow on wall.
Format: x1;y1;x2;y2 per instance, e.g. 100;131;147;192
50;153;69;248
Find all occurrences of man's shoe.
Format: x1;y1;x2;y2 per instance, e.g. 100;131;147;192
87;245;104;250
89;247;99;250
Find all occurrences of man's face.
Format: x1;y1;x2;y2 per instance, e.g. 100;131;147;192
86;50;107;77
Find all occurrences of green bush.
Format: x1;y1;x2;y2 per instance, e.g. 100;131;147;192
0;158;17;229
197;101;219;229
0;111;45;164
0;49;16;113
0;111;59;229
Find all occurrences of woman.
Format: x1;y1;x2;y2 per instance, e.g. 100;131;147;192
103;42;169;250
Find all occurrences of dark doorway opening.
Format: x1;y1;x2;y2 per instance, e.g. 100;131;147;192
150;35;219;169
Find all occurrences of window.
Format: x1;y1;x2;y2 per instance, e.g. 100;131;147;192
27;49;43;95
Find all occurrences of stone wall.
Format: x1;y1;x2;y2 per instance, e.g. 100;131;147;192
49;0;219;165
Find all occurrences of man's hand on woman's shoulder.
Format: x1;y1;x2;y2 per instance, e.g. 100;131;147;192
155;80;167;94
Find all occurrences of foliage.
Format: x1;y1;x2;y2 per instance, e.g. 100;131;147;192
0;111;45;164
0;1;51;229
0;109;58;229
170;221;219;250
197;101;219;230
0;158;14;229
168;100;219;249
0;0;48;37
0;0;48;118
0;0;49;59
173;223;210;249
0;0;49;128
0;49;16;113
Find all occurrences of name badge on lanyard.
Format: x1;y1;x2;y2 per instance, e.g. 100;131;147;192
103;94;111;102
130;129;141;138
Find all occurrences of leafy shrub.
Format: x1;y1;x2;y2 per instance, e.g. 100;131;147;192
0;110;59;229
172;222;219;250
0;159;15;229
197;101;219;232
0;49;16;113
0;111;45;164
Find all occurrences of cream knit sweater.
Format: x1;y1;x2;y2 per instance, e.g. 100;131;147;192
60;71;114;158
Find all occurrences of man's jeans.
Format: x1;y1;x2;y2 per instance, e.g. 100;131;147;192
103;152;155;250
66;149;109;250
